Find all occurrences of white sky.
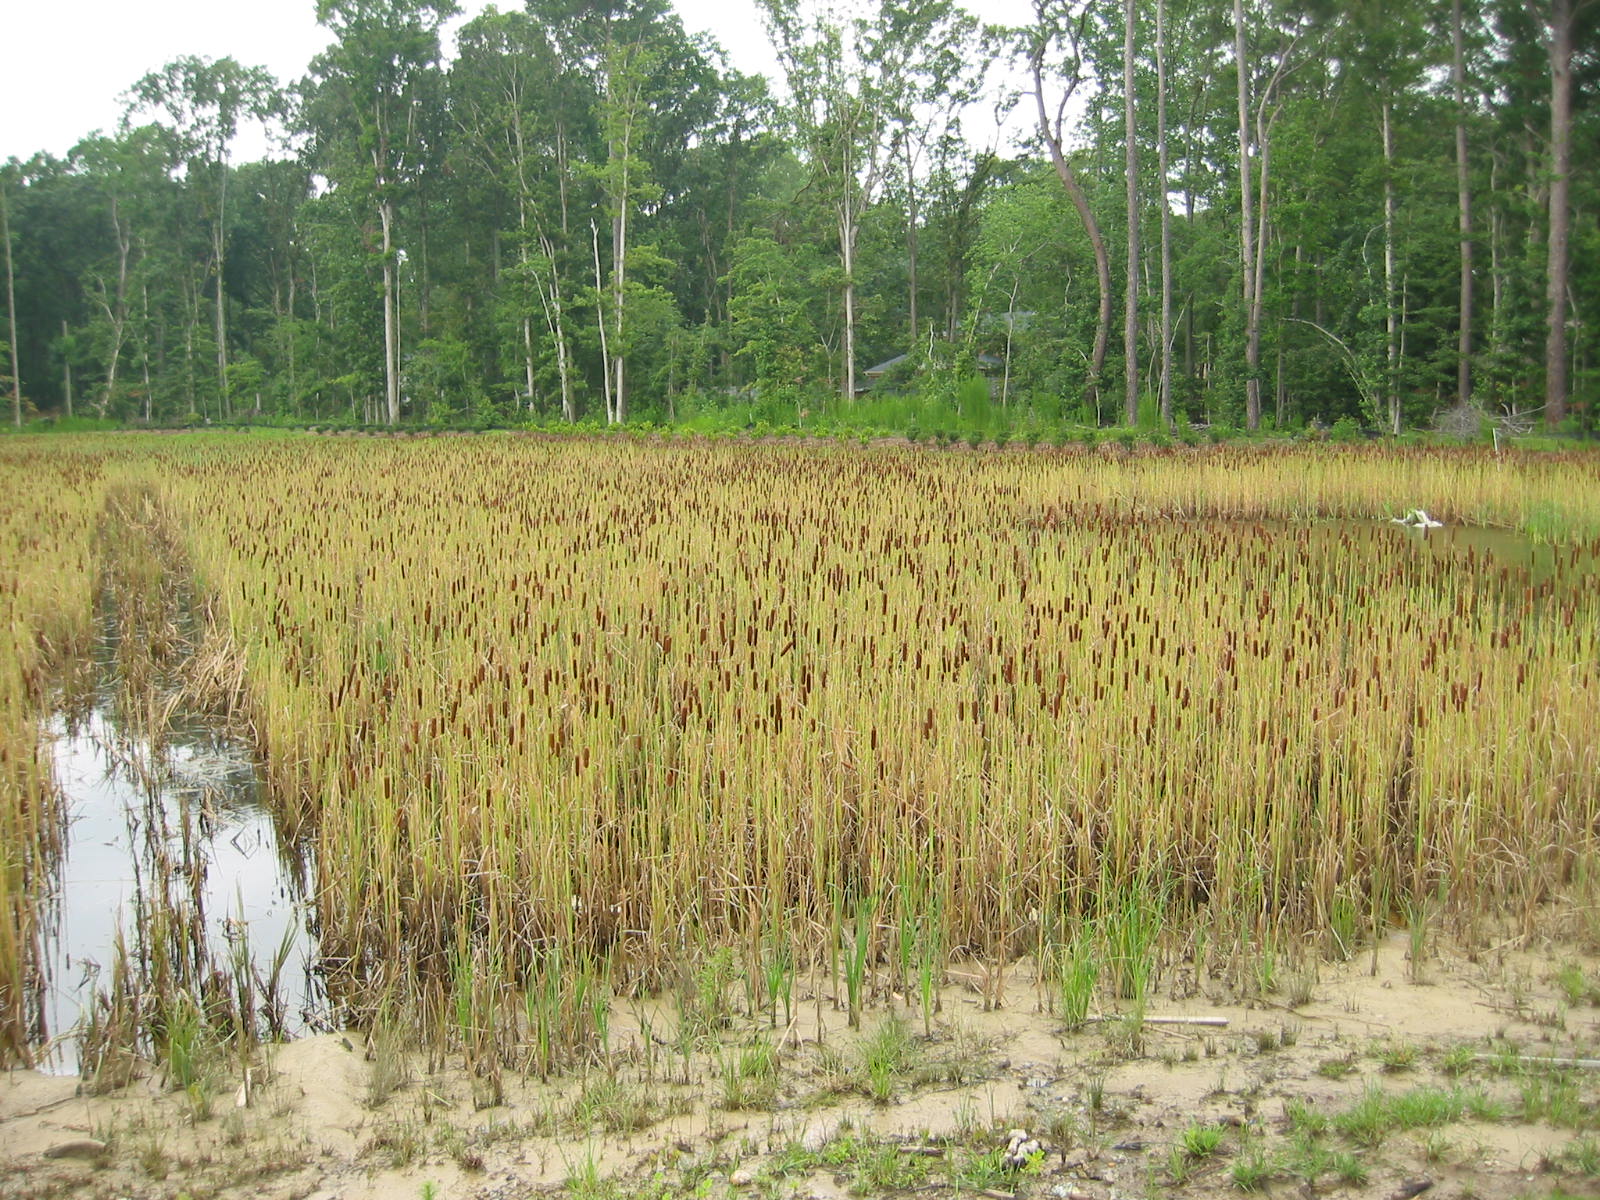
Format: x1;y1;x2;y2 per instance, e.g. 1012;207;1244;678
2;0;1036;165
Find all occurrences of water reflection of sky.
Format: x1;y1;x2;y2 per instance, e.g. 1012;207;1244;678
38;707;321;1073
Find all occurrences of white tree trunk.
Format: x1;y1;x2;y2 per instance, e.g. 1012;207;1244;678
1156;0;1173;427
592;218;612;422
1383;101;1399;433
840;197;858;403
214;166;230;420
379;194;400;426
1233;0;1259;428
1452;0;1473;410
1;183;18;426
1123;0;1140;426
1544;0;1573;427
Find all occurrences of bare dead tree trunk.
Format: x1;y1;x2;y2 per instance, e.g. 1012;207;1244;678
287;257;297;410
1;181;18;427
1156;0;1173;427
1233;0;1260;429
62;320;74;419
141;278;153;424
591;219;613;422
1383;101;1400;434
901;137;920;348
611;163;629;424
1249;99;1278;434
840;189;861;403
1002;279;1020;406
1123;0;1140;426
1453;0;1473;410
213;171;230;420
1544;0;1573;428
534;232;575;423
95;196;134;416
373;129;401;426
379;191;400;425
522;307;537;410
1032;47;1111;416
1488;153;1505;399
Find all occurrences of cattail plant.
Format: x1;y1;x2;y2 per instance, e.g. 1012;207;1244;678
1;434;1597;1067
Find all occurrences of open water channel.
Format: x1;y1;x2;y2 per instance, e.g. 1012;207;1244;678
34;619;324;1072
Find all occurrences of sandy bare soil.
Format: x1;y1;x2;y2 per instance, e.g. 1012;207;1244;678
3;931;1597;1200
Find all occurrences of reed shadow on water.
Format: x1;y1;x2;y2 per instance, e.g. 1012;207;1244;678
37;704;322;1073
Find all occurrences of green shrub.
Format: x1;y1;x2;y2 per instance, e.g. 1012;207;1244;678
1329;416;1363;443
957;375;992;431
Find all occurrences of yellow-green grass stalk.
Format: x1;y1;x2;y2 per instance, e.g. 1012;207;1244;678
0;440;111;1063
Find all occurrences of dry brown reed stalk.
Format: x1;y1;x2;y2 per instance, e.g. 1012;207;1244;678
180;625;250;720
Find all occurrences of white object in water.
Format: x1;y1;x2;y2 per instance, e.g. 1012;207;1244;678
1390;508;1443;530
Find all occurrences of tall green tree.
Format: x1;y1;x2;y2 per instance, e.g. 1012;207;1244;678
126;56;279;419
761;0;976;402
1028;0;1113;414
1121;0;1140;425
70;127;183;419
307;0;458;425
452;6;583;418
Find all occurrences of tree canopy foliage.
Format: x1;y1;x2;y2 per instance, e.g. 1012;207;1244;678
2;0;1595;433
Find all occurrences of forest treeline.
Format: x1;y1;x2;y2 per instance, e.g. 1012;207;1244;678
0;0;1594;434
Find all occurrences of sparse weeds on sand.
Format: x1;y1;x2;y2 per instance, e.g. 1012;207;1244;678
570;1075;660;1134
1317;1053;1357;1079
564;1148;621;1200
1376;1039;1420;1072
1180;1122;1226;1158
1169;1123;1226;1185
677;946;738;1048
1562;1137;1600;1177
1440;1043;1477;1076
1555;962;1600;1007
1231;1145;1273;1192
1326;892;1360;962
1520;1074;1591;1129
365;1007;413;1109
859;1013;913;1103
1405;890;1440;982
718;1036;779;1111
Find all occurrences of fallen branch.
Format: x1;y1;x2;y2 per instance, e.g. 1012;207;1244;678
1;1096;78;1124
1085;1014;1229;1027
